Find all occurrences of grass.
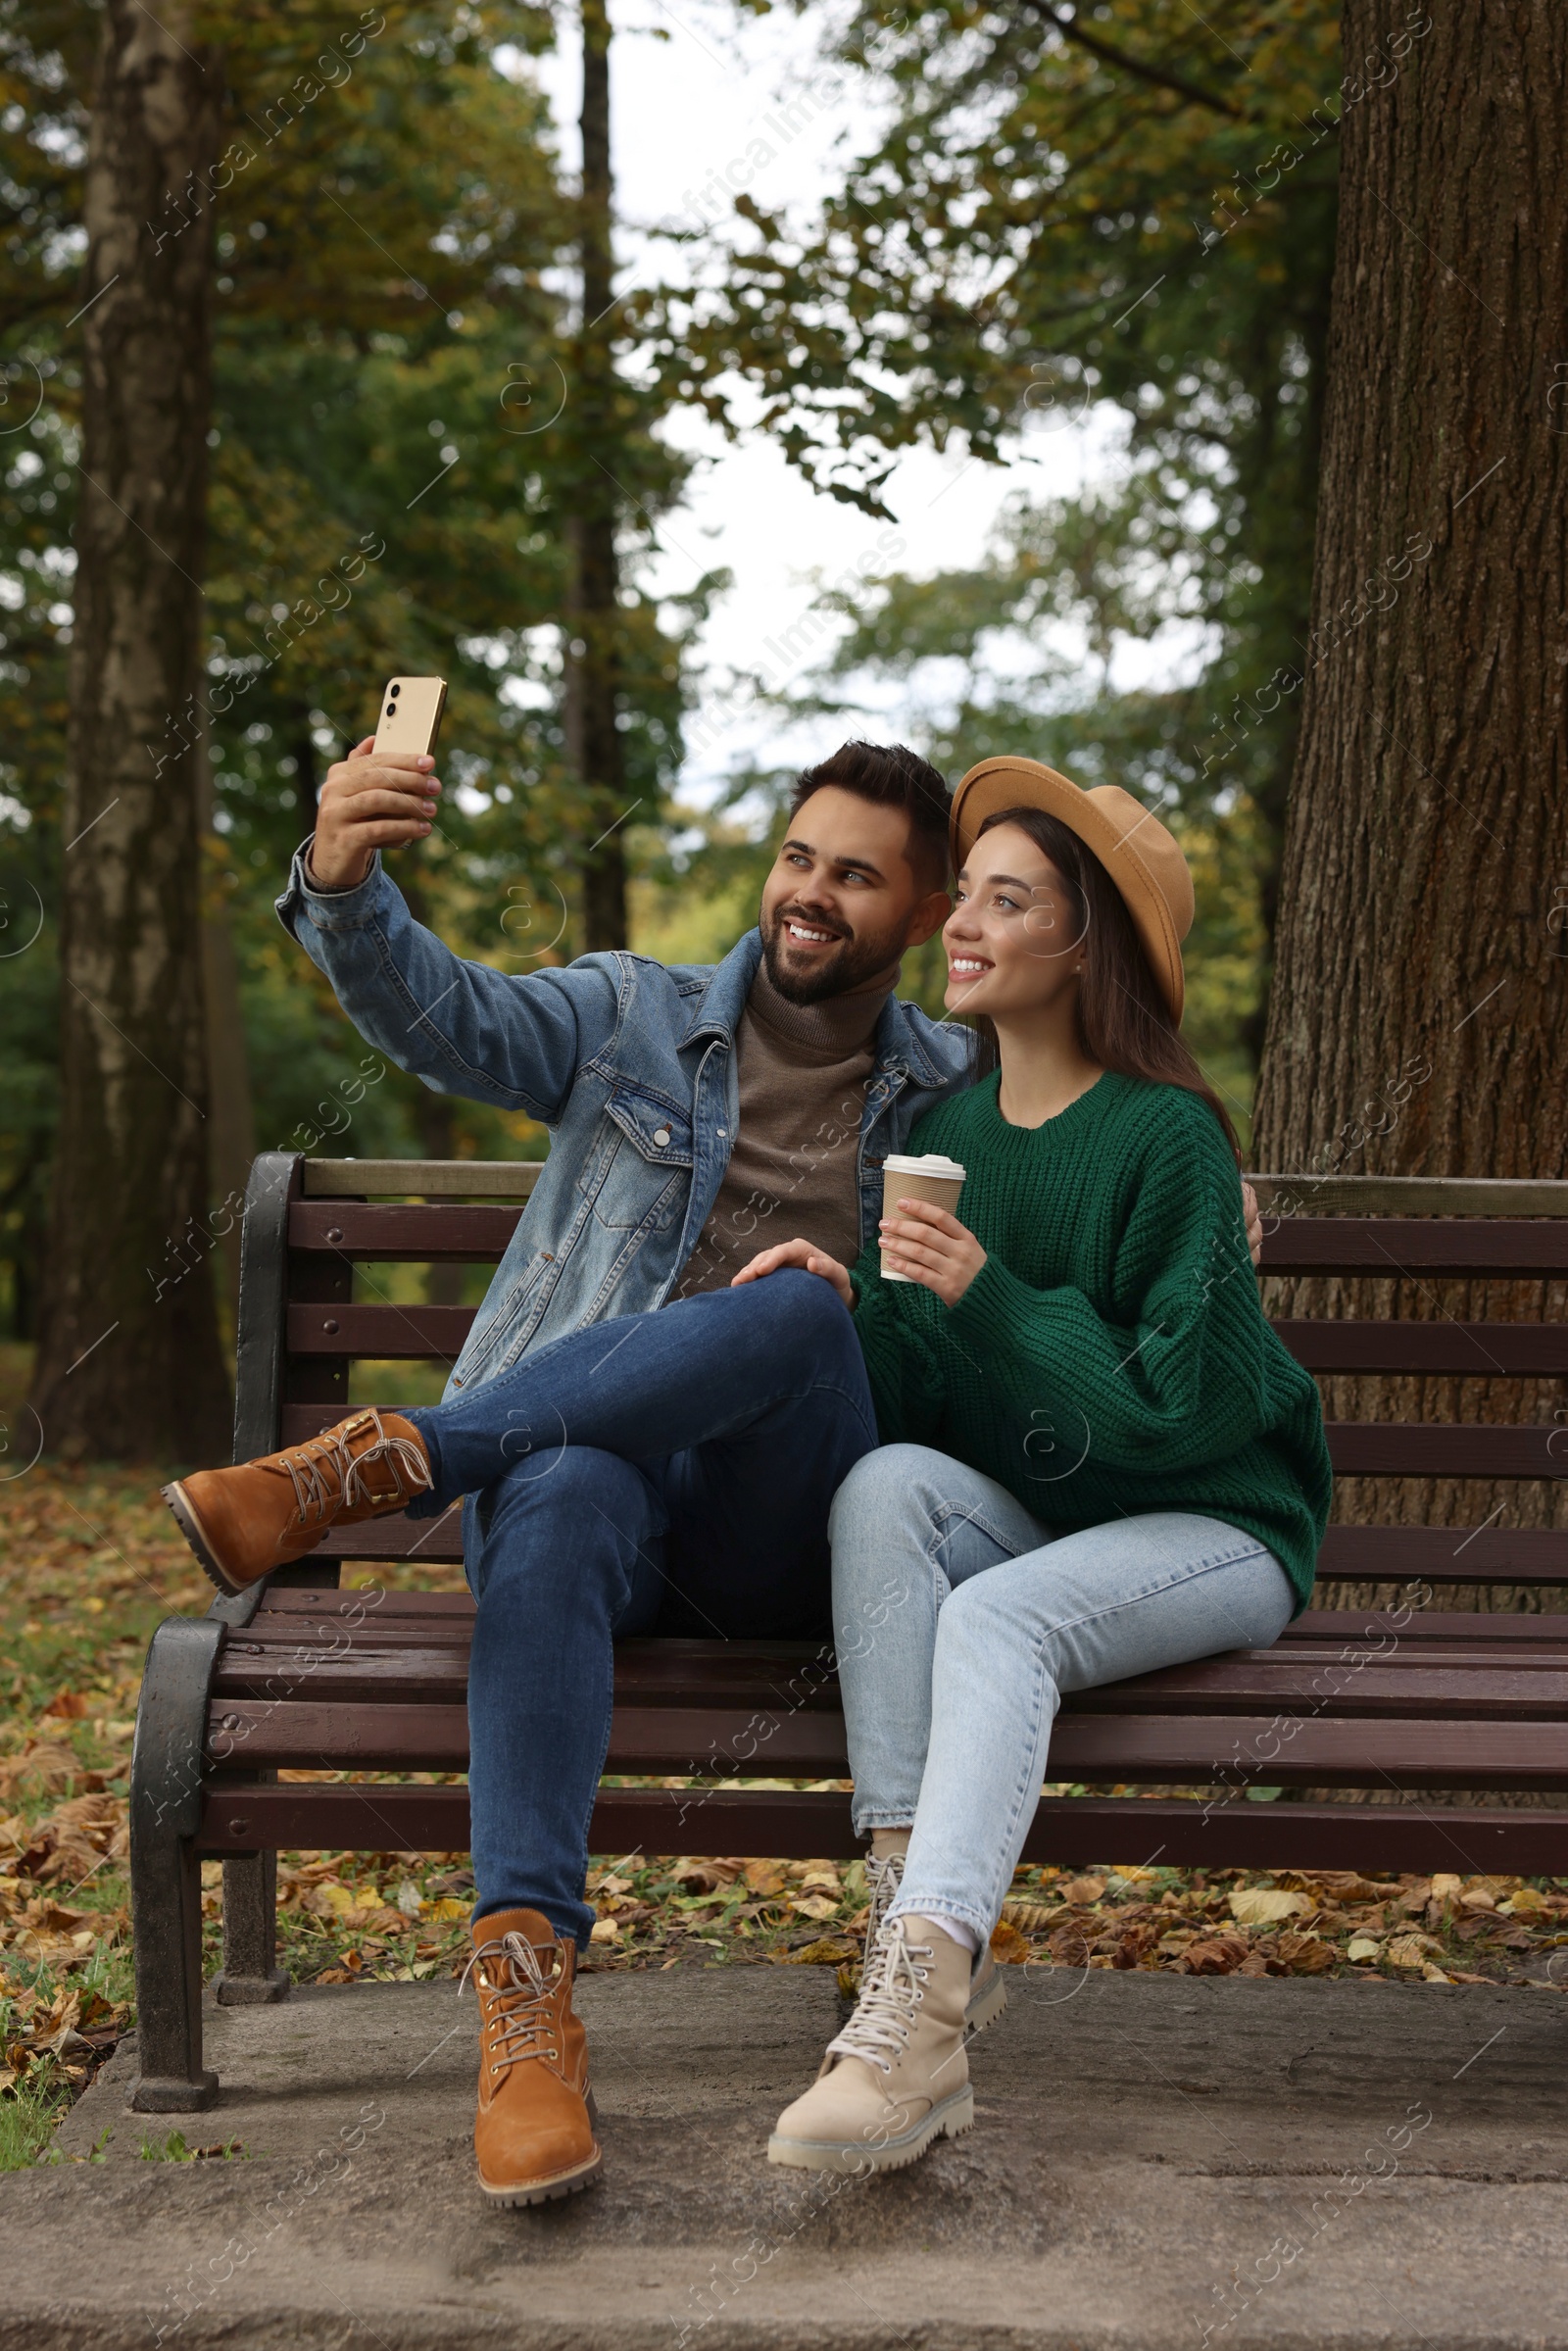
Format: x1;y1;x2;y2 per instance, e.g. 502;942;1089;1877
0;2065;74;2172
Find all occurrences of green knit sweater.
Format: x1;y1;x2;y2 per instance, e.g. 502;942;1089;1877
851;1070;1332;1610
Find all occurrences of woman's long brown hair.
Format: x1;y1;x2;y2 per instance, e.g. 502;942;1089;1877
965;805;1241;1160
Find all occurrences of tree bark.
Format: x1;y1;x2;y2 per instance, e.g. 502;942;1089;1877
28;0;231;1462
564;0;628;953
1253;0;1568;1576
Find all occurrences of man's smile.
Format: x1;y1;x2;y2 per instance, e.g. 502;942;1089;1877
781;916;847;949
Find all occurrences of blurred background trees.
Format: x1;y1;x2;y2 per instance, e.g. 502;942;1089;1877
0;0;699;1447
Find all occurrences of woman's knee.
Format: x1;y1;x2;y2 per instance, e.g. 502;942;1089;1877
829;1444;949;1548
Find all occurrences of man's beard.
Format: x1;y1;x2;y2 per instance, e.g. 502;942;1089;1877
760;906;902;1004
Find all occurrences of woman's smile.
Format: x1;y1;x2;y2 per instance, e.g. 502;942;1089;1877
947;954;992;983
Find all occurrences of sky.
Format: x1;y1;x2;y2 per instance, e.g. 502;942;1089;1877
527;0;1111;808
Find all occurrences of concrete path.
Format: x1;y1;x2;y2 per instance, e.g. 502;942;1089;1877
4;1961;1566;2348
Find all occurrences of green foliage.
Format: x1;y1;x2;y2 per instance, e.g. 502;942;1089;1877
0;0;706;1328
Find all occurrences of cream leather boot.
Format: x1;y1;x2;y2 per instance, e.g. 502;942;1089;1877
863;1846;1006;2041
768;1915;973;2174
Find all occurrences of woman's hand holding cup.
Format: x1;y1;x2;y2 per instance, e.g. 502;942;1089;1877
879;1199;987;1306
731;1237;854;1307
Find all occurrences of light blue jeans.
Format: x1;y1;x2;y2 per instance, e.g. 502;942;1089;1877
830;1445;1297;1942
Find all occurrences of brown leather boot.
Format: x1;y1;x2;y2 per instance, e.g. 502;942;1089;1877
162;1408;434;1595
467;1908;602;2206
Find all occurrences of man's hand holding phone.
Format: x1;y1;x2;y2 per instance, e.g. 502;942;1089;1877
307;678;449;890
308;739;442;890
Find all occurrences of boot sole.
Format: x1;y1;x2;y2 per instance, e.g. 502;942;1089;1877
161;1481;247;1598
766;2085;974;2176
479;2143;605;2207
964;1965;1008;2040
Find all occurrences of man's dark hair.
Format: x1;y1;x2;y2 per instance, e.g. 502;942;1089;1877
788;741;951;891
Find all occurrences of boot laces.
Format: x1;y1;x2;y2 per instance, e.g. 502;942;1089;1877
460;1931;563;2075
863;1850;906;1948
278;1409;431;1527
826;1916;932;2077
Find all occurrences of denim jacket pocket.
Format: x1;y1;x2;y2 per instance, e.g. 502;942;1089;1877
449;1249;553;1391
577;1087;694;1232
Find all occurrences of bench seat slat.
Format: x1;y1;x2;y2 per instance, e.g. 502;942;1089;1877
215;1629;1568;1699
202;1700;1568;1784
195;1781;1568;1871
212;1645;470;1702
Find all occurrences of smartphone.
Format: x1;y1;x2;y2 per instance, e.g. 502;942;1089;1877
372;675;447;759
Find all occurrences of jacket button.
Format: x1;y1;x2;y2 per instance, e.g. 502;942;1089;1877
654;1126;671;1148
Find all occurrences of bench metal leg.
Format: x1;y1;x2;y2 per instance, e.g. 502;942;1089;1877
128;1617;224;2111
128;1831;218;2111
216;1839;290;2005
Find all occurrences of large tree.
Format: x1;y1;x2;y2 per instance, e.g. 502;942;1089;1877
1253;0;1568;1543
27;0;231;1460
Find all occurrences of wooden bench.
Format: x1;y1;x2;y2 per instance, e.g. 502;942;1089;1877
127;1152;1568;2109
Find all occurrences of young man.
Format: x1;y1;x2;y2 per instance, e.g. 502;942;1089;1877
270;732;970;2202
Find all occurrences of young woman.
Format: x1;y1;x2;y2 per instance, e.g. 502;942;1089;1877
741;756;1332;2178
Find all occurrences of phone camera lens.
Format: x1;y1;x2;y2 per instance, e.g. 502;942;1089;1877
389;682;401;696
386;704;397;718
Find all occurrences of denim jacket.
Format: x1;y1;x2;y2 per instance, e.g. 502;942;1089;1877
277;849;975;1396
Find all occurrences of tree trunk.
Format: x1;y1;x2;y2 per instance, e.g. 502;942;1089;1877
200;877;256;1334
564;0;628;953
1253;0;1568;1582
28;1;231;1463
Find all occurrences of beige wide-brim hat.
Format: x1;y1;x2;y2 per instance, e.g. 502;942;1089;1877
950;756;1195;1022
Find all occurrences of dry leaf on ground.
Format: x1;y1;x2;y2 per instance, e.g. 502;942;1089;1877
1179;1935;1250;1976
790;1893;839;1923
1228;1888;1309;1928
1275;1932;1336;1975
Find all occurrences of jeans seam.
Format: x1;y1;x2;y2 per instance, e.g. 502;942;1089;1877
931;1497;1033;1564
1015;1540;1275;1650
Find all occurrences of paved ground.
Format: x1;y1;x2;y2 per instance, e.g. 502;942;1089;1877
4;1961;1566;2348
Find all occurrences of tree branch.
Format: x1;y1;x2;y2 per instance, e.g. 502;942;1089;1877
1020;1;1244;119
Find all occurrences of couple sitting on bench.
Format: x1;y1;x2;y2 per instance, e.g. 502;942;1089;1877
160;737;1330;2204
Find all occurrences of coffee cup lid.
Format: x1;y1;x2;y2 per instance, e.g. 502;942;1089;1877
883;1152;966;1182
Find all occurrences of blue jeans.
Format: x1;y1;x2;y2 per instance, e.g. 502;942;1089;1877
400;1272;877;1948
829;1445;1297;1942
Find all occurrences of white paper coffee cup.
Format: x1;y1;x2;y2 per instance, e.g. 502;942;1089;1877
880;1152;967;1282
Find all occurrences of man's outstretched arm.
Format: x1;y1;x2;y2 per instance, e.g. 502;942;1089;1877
276;737;618;1123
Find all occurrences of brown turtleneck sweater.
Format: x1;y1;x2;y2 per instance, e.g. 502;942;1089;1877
674;955;899;1298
